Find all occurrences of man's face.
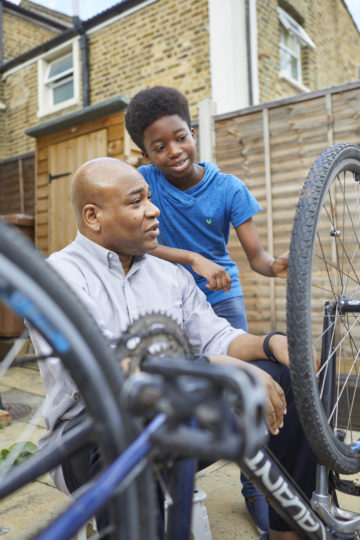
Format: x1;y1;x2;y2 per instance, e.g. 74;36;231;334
98;168;160;256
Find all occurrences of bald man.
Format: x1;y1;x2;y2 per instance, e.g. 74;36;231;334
30;158;316;540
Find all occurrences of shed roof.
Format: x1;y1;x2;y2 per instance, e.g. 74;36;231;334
25;95;129;138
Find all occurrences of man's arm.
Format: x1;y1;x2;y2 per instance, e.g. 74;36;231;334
151;244;231;292
228;332;289;366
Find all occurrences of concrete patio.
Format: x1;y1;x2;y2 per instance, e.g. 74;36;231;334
0;360;358;539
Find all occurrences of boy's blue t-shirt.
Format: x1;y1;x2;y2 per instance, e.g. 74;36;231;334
138;161;262;305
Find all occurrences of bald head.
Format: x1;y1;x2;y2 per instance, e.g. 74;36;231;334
71;158;138;227
69;157;160;260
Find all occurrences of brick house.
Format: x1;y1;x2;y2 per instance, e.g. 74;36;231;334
0;0;359;253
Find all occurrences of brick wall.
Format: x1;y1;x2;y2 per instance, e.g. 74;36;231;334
88;0;211;118
0;50;82;160
2;0;359;161
257;0;360;103
2;10;58;62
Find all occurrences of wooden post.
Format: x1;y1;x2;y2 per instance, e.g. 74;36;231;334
18;158;25;214
262;108;276;329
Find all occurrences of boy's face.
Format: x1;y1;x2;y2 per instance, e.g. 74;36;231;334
142;114;198;184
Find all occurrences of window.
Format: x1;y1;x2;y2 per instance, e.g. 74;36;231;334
277;7;315;89
38;39;80;117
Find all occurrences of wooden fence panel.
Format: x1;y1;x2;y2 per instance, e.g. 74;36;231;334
213;82;360;334
0;154;34;216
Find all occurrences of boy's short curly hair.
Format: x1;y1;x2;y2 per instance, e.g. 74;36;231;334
125;86;192;152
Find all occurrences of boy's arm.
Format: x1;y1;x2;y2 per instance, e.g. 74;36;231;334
235;218;289;278
150;244;232;292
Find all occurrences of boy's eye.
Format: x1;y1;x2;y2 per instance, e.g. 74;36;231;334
154;145;165;153
178;134;187;141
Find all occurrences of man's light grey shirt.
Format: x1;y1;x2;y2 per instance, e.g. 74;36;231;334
30;232;244;492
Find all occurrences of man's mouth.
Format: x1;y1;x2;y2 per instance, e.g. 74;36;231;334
146;222;159;234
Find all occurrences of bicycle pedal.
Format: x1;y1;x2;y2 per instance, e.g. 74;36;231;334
335;429;346;442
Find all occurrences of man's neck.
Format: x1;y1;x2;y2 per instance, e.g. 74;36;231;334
119;254;134;275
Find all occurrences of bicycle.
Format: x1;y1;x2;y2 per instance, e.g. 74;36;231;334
0;217;266;539
0;143;359;540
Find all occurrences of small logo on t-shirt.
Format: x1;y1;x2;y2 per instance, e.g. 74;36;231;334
206;219;212;224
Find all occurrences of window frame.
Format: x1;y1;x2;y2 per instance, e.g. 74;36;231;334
37;38;80;117
277;7;315;90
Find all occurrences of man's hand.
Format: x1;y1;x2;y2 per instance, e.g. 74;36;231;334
247;363;287;435
209;354;287;436
272;250;289;278
191;254;232;292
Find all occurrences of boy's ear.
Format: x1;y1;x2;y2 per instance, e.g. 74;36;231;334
191;127;196;141
83;204;101;232
142;151;152;164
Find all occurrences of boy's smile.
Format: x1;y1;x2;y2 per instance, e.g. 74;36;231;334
142;114;204;190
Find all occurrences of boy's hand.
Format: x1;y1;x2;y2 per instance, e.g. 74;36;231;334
191;254;232;292
272;250;289;278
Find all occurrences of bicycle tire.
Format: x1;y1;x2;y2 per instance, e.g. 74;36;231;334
287;143;360;474
0;219;158;539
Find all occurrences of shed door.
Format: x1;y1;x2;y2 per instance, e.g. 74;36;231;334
48;129;107;253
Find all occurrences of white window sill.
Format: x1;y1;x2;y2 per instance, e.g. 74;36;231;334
279;72;310;93
37;96;80;118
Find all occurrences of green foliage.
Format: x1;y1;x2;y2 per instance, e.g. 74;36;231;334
0;441;37;471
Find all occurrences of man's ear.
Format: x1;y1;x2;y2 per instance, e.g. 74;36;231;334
83;204;101;232
142;151;152;164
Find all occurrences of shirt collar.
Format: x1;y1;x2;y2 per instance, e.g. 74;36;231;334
75;231;145;271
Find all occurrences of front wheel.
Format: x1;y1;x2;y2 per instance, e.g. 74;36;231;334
0;219;157;539
287;143;360;474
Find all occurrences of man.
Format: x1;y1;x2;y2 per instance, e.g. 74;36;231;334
31;158;315;540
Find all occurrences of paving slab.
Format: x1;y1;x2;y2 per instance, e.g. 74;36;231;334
0;364;358;539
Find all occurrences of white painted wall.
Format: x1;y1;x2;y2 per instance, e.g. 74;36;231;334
208;0;258;114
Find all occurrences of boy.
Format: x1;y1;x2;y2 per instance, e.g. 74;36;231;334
125;86;289;538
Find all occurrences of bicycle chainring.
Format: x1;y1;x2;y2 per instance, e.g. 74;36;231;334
116;312;192;375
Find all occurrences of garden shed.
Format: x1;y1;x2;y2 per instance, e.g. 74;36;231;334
26;95;141;255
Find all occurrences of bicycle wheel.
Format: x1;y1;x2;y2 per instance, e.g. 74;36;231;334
287;143;360;474
0;219;157;539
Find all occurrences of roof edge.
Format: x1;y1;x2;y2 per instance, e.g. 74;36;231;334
0;28;77;74
25;95;130;139
3;0;70;30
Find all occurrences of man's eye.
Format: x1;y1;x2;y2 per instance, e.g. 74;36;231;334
131;199;141;205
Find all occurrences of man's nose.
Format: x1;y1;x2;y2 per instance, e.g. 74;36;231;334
146;199;160;216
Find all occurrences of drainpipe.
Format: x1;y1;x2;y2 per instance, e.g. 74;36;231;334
72;3;90;108
0;0;3;66
245;0;253;106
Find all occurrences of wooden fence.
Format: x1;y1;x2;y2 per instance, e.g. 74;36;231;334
214;80;360;334
0;153;34;216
